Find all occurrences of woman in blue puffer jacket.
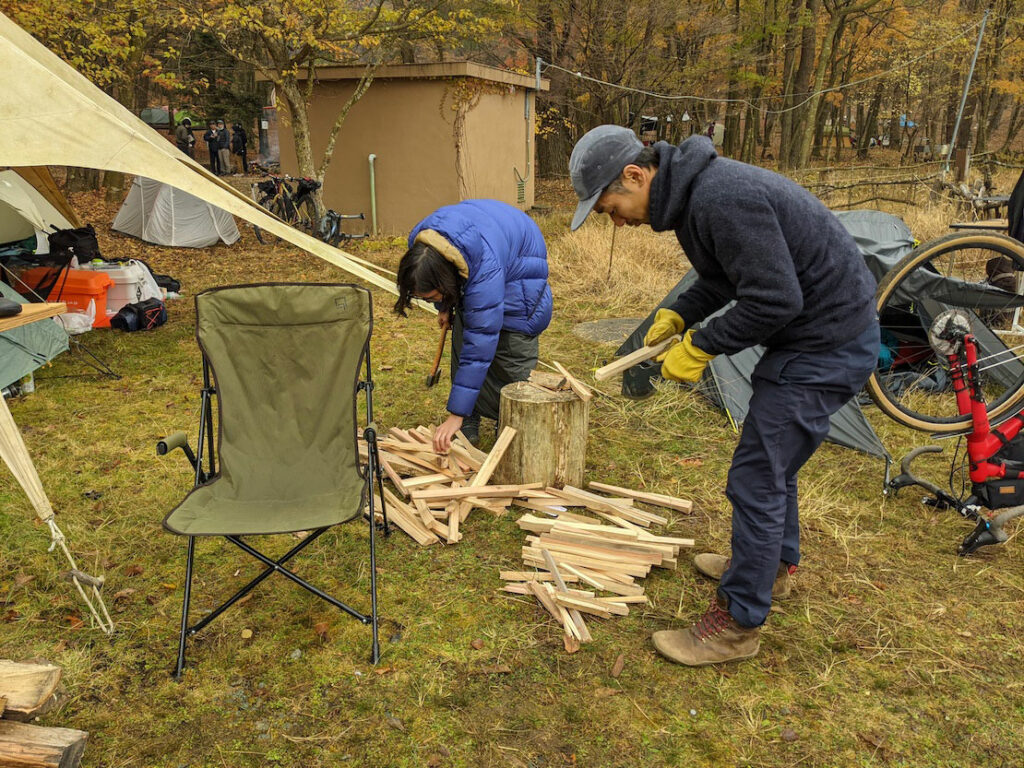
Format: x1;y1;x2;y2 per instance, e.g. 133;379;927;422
395;199;553;452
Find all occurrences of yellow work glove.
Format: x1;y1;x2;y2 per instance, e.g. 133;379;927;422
660;329;715;383
644;308;685;347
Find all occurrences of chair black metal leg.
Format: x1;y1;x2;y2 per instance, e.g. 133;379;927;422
174;536;196;679
375;460;391;537
187;529;329;637
367;480;381;664
226;536;371;624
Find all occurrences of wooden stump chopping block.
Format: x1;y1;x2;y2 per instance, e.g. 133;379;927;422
495;380;589;488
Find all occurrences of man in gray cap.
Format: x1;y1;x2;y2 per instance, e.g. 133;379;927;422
569;125;879;666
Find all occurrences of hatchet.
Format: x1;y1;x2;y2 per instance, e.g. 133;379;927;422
425;326;449;387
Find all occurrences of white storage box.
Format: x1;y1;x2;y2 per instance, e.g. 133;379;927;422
78;260;163;318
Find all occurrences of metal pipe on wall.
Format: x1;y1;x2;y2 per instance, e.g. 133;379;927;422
368;153;378;236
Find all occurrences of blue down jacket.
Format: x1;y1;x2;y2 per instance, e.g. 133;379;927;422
408;199;552;417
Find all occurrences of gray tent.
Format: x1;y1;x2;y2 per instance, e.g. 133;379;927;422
113;177;240;248
617;209;919;461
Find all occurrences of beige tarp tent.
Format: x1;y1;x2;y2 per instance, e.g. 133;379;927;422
0;10;396;294
0;12;422;633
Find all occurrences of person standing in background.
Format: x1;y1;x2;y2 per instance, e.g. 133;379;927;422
203;121;220;175
216;120;232;175
175;118;195;159
231;123;249;174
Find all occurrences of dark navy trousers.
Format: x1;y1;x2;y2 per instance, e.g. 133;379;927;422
719;321;879;627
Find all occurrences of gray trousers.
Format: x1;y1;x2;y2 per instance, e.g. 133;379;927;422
451;312;538;421
218;148;232;174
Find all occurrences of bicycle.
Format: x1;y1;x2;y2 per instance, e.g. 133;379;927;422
886;309;1024;554
317;211;369;248
249;167;320;244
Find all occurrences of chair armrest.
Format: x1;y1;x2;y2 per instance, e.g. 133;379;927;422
157;431;189;456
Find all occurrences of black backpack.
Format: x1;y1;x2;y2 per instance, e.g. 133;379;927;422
110;297;167;332
48;225;100;261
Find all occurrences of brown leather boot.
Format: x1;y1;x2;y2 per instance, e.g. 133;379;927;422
652;597;760;666
692;553;793;599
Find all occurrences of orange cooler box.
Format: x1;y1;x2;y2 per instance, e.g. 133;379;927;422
20;267;115;328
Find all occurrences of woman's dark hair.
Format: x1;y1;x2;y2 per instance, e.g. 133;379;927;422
393;241;461;316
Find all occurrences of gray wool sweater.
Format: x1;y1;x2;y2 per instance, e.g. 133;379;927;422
651;137;876;356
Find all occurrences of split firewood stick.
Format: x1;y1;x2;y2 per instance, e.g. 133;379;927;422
454;431;489;463
552;360;593;402
545;487;641;521
502;583;532;595
541;530;677;560
521;549;651;578
413;497;435;528
587;481;694;514
637;532;695;548
549;520;642;540
515;500;571;517
597;595;649;604
584;568;638;587
561;486;668;525
447;441;483;471
529;538;662;569
371;494;438;546
401;473;455;489
528;369;569;390
527;579;562;621
408;426;433;443
379;439;442;453
569;568;646;597
470;426;517;487
446;500;461;544
410;482;542;501
558;562;607;591
499;571;580;582
379;456;411;497
556;601;583;641
518;489;562;500
554;594;616;619
594;333;681;382
540;549;592;641
376;449;423;475
385;449;462;478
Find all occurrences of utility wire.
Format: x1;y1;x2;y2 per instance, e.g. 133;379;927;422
541;17;983;117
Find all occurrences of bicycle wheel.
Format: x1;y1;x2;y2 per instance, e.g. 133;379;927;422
866;230;1024;433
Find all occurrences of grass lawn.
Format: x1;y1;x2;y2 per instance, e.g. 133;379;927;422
1;178;1022;768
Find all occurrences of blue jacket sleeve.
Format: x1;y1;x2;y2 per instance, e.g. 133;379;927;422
447;255;505;416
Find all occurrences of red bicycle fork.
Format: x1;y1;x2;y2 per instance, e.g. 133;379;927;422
949;334;1024;485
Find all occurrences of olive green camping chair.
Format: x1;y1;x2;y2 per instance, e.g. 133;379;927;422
158;283;390;678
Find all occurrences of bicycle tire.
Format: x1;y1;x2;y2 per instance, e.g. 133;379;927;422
866;230;1024;433
253;197;278;244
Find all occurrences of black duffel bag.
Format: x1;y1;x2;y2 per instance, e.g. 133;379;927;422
48;225;100;260
110;297;167;332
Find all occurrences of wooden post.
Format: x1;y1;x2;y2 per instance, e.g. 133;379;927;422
494;381;588;488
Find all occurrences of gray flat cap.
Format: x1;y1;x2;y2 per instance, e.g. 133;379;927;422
569;125;644;230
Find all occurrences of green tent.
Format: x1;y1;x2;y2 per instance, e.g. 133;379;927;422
0;280;68;390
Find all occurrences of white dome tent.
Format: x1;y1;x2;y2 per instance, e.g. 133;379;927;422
113;176;240;248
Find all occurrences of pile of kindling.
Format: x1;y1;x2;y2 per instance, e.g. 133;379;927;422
363;425;536;545
501;483;695;652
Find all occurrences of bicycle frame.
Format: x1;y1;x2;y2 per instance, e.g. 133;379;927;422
891;329;1024;554
951;334;1024;486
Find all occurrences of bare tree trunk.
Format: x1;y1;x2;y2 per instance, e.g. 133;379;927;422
780;0;818;169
